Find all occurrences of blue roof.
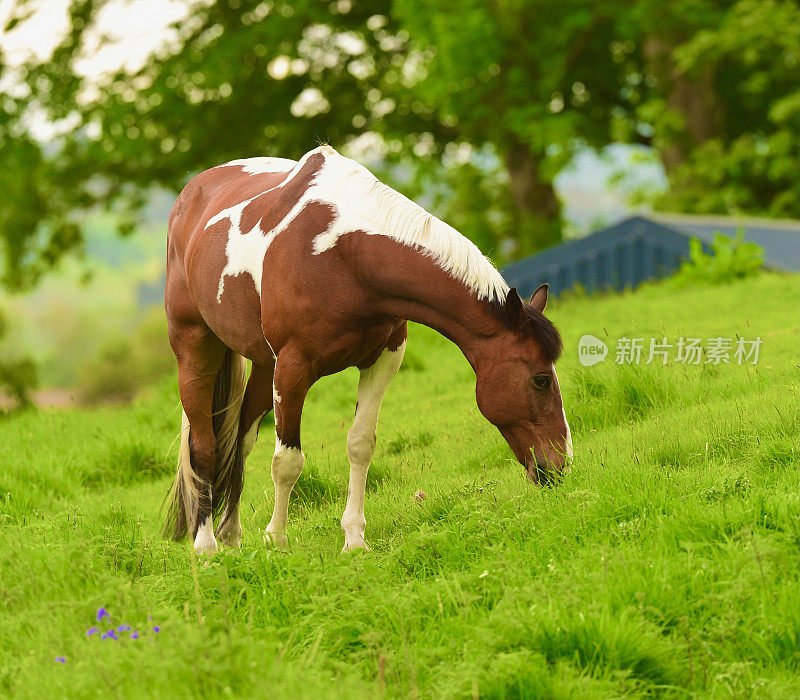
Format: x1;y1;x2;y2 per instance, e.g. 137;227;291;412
502;213;800;297
648;213;800;272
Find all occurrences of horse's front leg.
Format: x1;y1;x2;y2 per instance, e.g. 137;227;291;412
265;348;311;549
342;337;406;551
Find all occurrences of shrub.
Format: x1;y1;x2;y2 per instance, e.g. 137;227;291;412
670;231;764;286
77;306;173;405
0;310;37;411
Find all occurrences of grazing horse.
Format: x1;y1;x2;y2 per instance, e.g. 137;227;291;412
164;145;571;554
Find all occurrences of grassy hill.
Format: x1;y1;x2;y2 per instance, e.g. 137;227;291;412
1;272;797;697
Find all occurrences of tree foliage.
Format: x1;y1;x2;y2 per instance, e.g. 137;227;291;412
648;0;800;216
390;0;637;255
0;0;797;290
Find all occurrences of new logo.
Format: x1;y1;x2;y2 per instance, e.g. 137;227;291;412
578;335;608;367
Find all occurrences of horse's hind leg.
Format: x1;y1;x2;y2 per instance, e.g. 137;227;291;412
265;346;312;549
171;323;227;553
341;329;406;551
216;360;275;547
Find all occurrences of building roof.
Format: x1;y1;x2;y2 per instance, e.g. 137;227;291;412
502;213;800;297
647;213;800;272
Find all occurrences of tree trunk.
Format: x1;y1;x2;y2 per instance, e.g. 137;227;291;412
505;141;560;220
504;141;562;252
644;37;721;172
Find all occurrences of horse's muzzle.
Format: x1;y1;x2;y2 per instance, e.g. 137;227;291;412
525;460;566;486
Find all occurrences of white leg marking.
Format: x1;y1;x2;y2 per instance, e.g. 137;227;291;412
194;515;218;555
341;341;405;551
265;437;305;549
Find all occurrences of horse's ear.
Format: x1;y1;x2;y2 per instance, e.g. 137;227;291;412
529;283;549;314
505;288;527;327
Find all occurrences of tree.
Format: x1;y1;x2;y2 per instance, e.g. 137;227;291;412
0;0;407;287
1;0;640;282
1;0;796;290
390;0;634;254
627;0;800;216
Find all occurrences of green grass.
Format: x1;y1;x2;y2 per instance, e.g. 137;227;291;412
1;272;797;698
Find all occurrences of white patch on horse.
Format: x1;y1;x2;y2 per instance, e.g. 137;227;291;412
205;195;272;300
553;367;573;460
564;410;573;460
219;157;297;176
206;157;307;301
308;147;508;302
342;341;405;551
207;146;509;304
193;515;218;554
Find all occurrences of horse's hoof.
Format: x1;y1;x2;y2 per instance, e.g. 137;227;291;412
217;529;242;548
194;531;218;555
264;529;288;549
342;539;370;553
194;539;218;556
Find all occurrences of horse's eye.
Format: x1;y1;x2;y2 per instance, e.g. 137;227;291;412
531;375;551;390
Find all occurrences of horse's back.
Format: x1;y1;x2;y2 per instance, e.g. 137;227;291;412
168;158;296;263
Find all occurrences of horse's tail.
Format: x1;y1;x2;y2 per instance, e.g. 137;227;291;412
209;350;248;536
163;349;247;541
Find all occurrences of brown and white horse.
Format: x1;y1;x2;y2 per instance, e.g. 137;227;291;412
164;145;571;554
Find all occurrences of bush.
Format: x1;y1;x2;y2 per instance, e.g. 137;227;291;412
77;306;174;405
0;356;37;410
670;231;764;286
0;310;37;411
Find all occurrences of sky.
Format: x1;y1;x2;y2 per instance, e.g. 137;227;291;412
0;0;666;232
0;0;186;75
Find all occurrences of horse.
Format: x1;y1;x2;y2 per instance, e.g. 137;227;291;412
163;145;572;554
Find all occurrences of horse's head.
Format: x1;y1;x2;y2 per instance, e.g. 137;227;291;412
475;284;571;484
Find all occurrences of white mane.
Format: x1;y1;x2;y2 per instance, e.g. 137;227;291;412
308;146;509;303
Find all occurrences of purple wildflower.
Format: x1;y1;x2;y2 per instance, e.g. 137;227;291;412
101;629;118;641
55;657;66;664
117;624;131;632
96;607;109;622
130;631;140;640
86;626;99;636
151;626;160;633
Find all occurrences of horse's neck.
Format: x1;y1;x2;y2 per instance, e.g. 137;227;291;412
372;254;507;368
